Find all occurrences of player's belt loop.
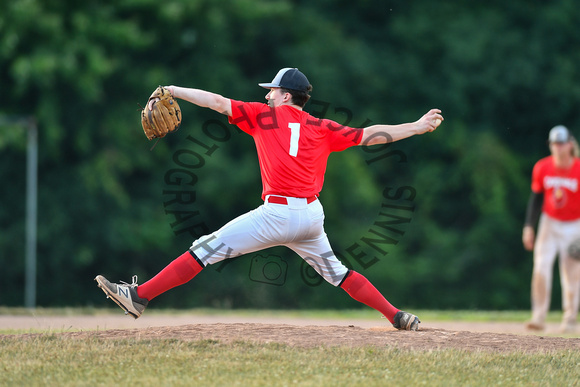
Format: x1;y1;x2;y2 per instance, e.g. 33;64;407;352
266;195;318;205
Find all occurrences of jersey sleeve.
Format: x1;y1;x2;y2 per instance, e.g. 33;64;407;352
531;160;544;193
228;100;267;135
321;119;364;152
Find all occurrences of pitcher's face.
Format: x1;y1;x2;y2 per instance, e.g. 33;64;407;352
265;88;290;108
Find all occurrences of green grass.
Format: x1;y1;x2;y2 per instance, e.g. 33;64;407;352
0;335;578;387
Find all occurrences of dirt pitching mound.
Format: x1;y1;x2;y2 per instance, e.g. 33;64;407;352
3;315;579;352
35;323;580;353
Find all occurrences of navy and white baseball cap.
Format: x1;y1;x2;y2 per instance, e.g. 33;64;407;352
548;125;571;143
259;68;310;92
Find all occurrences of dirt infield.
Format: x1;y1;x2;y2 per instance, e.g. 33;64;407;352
2;314;580;353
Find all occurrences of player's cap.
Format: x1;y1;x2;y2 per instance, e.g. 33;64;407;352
548;125;571;143
259;68;310;92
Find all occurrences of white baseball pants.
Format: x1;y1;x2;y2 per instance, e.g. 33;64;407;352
189;196;349;286
531;214;580;327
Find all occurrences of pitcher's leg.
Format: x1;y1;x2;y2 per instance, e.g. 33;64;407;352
137;250;205;301
288;234;348;287
191;206;283;266
138;209;267;302
339;270;400;323
97;205;285;318
289;235;415;328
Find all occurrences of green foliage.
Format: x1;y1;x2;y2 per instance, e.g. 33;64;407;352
1;0;579;310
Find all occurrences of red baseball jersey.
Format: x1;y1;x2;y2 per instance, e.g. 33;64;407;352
228;100;363;199
531;156;580;221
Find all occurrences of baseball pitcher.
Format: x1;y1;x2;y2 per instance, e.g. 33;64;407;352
96;68;443;331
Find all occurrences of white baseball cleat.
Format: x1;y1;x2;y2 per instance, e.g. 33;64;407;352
95;275;149;319
392;311;421;331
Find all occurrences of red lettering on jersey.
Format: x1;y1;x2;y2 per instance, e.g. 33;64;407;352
256;109;278;130
341;127;363;145
531;156;580;221
228;100;363;199
229;105;254;130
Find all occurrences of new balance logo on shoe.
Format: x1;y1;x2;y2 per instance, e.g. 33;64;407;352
118;286;129;299
95;275;149;319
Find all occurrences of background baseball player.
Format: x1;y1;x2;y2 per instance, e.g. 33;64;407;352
523;125;580;333
96;68;443;331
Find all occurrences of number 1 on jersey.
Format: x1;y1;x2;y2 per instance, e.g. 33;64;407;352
288;123;300;157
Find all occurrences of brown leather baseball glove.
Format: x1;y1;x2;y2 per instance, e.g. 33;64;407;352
141;86;181;140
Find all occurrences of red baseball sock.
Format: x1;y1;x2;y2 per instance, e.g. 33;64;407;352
137;251;204;301
340;270;399;323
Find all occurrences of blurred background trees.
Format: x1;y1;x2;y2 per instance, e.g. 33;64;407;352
1;0;579;310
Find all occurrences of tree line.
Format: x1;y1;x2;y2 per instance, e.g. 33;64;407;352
1;0;579;310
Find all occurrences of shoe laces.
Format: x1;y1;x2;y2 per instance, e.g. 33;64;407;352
120;275;139;287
